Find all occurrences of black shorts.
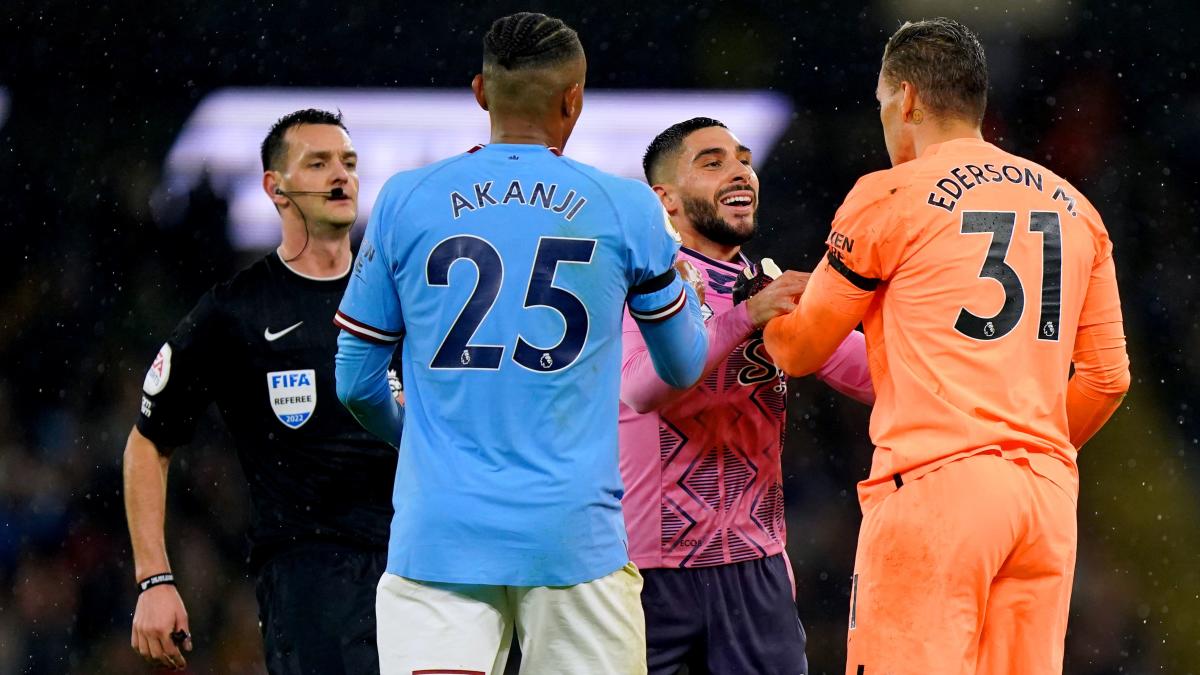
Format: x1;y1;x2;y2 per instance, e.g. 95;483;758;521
641;553;808;675
255;543;387;675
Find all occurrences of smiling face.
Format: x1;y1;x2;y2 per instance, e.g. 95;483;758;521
669;125;760;248
274;123;359;228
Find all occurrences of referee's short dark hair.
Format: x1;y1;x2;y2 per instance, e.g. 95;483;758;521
261;109;347;172
643;117;728;185
882;18;988;123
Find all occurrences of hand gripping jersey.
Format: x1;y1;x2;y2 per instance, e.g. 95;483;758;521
335;144;694;586
817;138;1126;510
620;248;874;568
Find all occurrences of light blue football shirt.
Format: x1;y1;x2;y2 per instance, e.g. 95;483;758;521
337;144;681;586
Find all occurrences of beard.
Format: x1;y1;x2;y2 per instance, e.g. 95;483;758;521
680;192;757;248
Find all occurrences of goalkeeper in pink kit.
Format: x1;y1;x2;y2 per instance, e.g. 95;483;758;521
620;118;875;674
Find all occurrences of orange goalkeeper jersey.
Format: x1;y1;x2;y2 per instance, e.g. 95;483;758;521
818;138;1124;509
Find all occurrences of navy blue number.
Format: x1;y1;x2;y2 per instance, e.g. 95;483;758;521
427;236;595;371
427;236;504;369
1029;212;1062;341
513;238;596;372
955;211;1024;340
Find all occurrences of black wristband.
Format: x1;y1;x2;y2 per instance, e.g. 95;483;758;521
138;572;175;593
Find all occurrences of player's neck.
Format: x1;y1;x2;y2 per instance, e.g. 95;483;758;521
488;117;561;149
913;120;984;158
277;223;352;279
681;231;740;264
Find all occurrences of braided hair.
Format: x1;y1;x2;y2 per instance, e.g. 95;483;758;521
483;12;583;71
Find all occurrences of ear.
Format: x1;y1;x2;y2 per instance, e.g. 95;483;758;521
652;183;680;217
900;81;918;123
472;74;488;111
263;171;289;208
562;82;582;120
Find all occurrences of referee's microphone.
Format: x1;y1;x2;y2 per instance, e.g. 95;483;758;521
275;187;346;198
274;186;348;263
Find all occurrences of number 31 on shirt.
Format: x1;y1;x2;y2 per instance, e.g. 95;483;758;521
955;210;1061;342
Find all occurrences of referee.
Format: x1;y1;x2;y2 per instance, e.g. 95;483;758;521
123;109;400;674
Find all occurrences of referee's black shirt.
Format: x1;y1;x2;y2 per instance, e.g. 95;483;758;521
136;251;398;569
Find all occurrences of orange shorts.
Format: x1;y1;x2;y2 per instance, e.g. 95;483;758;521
845;453;1077;675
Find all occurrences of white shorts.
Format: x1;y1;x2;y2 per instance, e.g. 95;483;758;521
376;562;646;675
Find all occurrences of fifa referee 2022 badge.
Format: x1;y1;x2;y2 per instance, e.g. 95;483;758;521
123;109;402;675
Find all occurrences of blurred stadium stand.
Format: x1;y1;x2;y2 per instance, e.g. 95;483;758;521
157;88;791;248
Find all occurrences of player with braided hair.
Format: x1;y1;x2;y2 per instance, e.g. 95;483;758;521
335;11;707;675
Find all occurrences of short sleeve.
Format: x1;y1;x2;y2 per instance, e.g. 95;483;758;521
622;182;681;289
335;185;405;344
823;171;906;290
135;290;222;448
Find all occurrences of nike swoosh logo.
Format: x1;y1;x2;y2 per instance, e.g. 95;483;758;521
264;321;303;342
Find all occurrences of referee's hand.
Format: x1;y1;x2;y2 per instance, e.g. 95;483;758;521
132;584;193;670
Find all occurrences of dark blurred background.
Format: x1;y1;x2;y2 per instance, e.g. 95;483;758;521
1;1;1197;673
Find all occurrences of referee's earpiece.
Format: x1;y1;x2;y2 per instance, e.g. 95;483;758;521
275;187;285;195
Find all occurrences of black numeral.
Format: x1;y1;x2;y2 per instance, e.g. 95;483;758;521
1029;212;1062;341
953;210;1063;342
955;212;1024;340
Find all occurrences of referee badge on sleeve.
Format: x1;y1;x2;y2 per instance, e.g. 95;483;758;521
267;369;316;429
143;343;172;395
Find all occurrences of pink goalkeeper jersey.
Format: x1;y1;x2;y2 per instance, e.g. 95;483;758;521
620;247;874;569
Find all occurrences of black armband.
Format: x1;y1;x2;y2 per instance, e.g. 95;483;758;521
825;251;880;291
629;268;678;296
